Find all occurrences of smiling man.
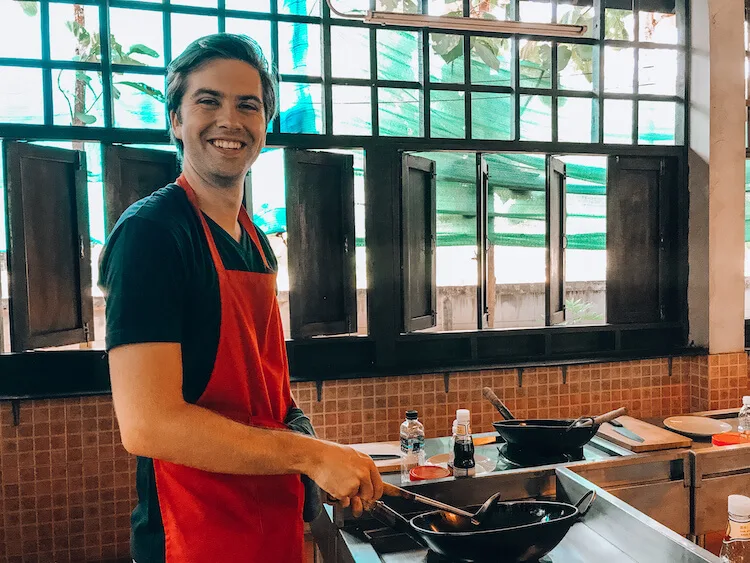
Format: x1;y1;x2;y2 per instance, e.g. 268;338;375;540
99;34;382;563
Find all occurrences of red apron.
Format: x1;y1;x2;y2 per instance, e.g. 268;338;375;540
152;175;304;563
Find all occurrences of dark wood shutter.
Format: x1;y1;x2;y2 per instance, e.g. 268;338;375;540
477;154;489;329
4;141;93;351
546;156;567;325
285;149;357;338
607;156;675;324
103;145;178;235
401;154;437;332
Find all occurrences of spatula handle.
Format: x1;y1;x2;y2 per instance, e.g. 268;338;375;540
482;387;515;420
593;407;627;426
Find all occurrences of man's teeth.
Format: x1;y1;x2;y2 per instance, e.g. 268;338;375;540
211;140;243;149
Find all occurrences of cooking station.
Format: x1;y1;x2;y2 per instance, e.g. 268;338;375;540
310;433;716;562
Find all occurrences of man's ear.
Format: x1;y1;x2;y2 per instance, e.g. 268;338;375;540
170;110;182;141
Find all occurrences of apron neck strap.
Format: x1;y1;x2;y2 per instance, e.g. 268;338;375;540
175;174;271;273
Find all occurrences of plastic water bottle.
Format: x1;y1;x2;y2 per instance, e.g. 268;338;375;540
720;495;750;562
400;410;425;483
452;409;476;478
738;397;750;437
448;419;457;470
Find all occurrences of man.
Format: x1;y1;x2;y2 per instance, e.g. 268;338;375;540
99;33;383;563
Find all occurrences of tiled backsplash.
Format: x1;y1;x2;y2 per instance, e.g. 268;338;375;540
0;354;747;562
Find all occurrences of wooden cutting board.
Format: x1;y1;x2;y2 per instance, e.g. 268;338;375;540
596;416;692;452
349;435;499;474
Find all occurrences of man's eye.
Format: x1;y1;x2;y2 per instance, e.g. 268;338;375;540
240;103;259;111
199;99;218;106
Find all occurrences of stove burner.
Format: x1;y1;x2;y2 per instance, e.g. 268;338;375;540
497;443;585;468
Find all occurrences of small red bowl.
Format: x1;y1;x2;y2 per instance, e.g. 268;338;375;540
409;465;451;481
712;432;750;447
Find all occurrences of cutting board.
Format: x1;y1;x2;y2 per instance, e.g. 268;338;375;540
349;435;499;474
596;416;692;452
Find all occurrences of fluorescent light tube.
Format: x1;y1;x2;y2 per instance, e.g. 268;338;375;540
362;11;587;38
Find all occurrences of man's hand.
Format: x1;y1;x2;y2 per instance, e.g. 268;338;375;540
307;441;383;517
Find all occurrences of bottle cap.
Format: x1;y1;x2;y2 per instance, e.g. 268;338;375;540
743;396;750;407
456;409;470;423
406;410;418;420
729;495;750;516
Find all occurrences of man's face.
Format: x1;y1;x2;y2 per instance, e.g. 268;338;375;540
171;58;267;187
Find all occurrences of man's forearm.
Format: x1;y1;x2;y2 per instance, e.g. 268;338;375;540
122;401;322;476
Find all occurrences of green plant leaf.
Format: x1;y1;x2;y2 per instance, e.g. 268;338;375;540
65;21;90;46
75;71;92;86
117;81;165;103
74;112;97;124
557;45;572;73
473;41;500;71
431;33;461;56
112;85;121;100
18;1;38;16
127;44;160;58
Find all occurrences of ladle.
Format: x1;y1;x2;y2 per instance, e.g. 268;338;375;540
383;482;481;525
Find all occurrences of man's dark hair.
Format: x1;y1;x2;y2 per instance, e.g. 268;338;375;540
166;33;277;158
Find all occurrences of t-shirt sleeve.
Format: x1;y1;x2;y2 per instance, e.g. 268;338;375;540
99;216;186;351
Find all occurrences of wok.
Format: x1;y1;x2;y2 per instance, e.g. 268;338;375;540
367;489;596;563
483;387;627;455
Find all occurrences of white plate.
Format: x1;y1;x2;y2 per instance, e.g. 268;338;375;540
663;416;732;438
426;453;496;476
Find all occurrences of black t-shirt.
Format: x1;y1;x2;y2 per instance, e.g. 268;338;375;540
98;183;277;563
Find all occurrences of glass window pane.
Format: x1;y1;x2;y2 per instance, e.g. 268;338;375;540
638;100;678;145
225;19;273;65
332;86;371;136
470;37;511;87
470;0;511;20
1;0;41;59
471;93;512;140
109;8;165;67
604;46;634;93
172;0;217;8
226;0;271;10
560;154;607;325
331;26;370;79
279;23;321;76
639;48;682;96
330;0;368;18
377;30;419;82
378;88;421;137
49;3;100;62
558;97;596;143
519;41;552;89
279;0;320;17
485;152;547;328
430;90;465;139
376;0;419;12
171;14;218;60
605;9;634;41
113;73;166;129
427;0;462;16
520;95;551;141
603;99;632;144
639;11;678;44
53;69;105;127
520;0;552;23
558;3;595;39
558;44;595;92
0;67;43;124
279;82;322;134
430;34;465;84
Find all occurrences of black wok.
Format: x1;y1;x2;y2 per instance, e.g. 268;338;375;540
483;387;627;455
368;489;596;563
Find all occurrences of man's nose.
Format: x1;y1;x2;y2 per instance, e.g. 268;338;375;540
215;103;242;129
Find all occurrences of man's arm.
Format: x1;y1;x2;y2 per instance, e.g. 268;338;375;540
109;342;383;503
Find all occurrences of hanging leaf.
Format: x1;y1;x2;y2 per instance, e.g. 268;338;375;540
473;41;500;71
117;81;166;103
65;21;90;46
431;33;461;57
112;85;121;100
127;44;160;58
18;1;38;16
557;45;572;73
570;45;594;84
75;71;92;86
74;112;97;124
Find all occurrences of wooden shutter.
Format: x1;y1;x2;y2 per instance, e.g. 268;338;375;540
401;154;437;332
285;149;357;338
4;141;93;351
546;156;567;325
477;154;489;329
607;156;675;324
103;145;178;235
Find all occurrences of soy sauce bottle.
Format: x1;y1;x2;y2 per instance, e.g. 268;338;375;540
452;409;475;477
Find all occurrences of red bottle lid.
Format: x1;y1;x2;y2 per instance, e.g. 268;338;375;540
410;465;451;481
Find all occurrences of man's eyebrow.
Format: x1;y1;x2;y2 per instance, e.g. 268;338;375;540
192;88;223;99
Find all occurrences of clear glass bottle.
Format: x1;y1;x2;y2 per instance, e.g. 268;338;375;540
400;410;425;483
720;495;750;563
738;397;750;437
448;419;457;470
452;409;476;478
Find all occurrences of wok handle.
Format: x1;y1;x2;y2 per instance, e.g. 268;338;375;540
383;483;476;521
482;387;515;420
574;489;597;518
593;407;627;426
